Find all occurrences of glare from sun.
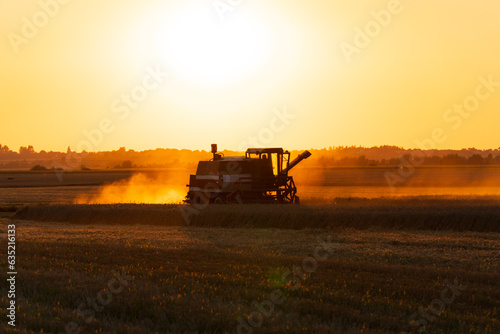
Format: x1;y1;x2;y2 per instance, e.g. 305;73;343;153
155;5;273;86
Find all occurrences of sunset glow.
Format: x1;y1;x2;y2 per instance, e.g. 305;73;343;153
154;3;274;86
1;0;500;151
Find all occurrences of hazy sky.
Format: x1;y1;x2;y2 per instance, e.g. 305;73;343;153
1;0;499;152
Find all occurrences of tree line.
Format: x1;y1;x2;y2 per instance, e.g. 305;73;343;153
1;144;500;170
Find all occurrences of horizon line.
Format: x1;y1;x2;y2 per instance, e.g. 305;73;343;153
2;144;500;154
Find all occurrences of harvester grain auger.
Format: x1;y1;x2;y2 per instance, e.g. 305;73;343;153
185;144;311;204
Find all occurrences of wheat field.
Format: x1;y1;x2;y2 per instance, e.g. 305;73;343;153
1;197;500;333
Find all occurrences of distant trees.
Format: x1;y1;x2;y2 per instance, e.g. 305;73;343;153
19;145;35;155
0;144;14;154
30;165;48;171
113;160;134;169
1;144;500;170
316;152;500;167
121;160;133;168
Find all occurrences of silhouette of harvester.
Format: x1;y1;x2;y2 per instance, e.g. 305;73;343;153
185;144;311;204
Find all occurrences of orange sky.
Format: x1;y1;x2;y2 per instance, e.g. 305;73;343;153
1;0;499;152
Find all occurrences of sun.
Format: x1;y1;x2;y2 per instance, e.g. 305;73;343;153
154;4;273;86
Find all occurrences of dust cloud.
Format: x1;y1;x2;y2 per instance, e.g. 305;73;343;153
75;172;187;204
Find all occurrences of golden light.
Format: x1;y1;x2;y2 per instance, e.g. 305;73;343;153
153;4;274;86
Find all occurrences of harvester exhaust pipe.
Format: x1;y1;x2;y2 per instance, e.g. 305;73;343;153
284;150;311;174
211;144;217;160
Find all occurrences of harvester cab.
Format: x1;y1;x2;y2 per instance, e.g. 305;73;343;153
185;144;311;205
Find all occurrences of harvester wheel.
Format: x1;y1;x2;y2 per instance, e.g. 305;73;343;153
294;196;300;204
214;197;224;204
192;193;209;206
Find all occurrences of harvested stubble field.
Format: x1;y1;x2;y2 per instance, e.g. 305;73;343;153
12;196;500;232
1;198;499;333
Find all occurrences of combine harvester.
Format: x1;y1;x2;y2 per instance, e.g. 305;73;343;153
185;144;311;204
